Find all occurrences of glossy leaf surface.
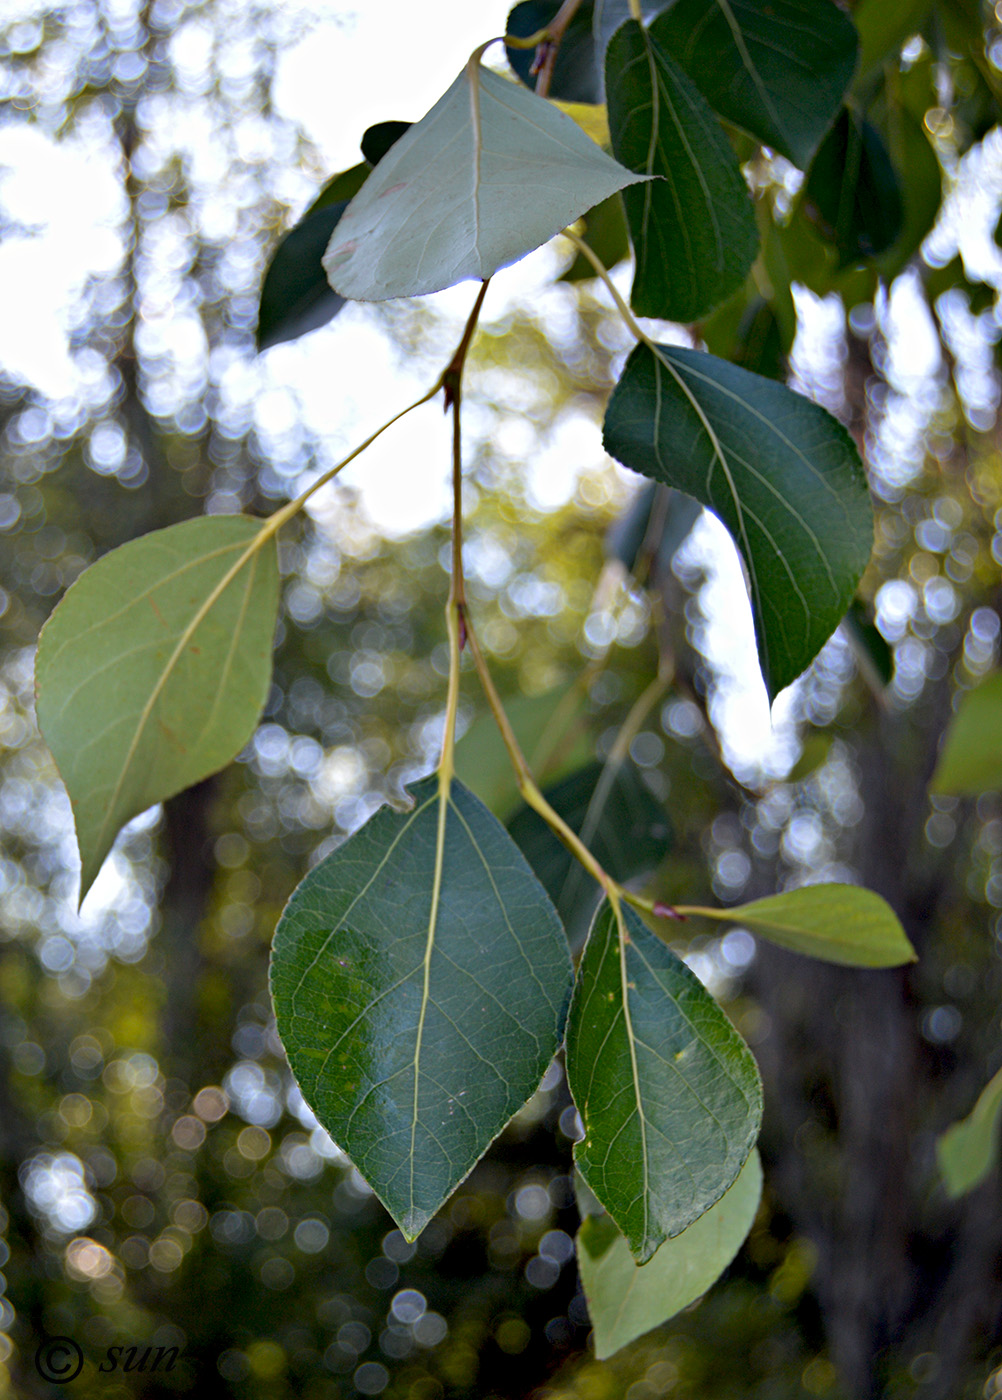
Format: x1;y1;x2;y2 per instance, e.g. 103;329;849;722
679;884;915;967
271;776;573;1239
324;59;646;301
36;516;280;900
652;0;858;169
603;343;873;695
606;18;757;322
578;1150;762;1358
257;163;368;351
937;1067;1002;1198
566;898;762;1262
931;671;1002;796
507;760;670;942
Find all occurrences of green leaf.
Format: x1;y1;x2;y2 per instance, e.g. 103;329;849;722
853;0;933;83
257;163;369;351
561;191;631;283
606;17;758;322
678;884;916;967
578;1149;762;1358
931;671;1002;796
35;516;280;901
507;760;671;943
455;685;591;820
506;0;602;105
652;0;858;169
324;58;647;302
566;897;762;1262
603;342;873;696
844;597;893;689
937;1067;1002;1198
270;775;573;1240
874;65;942;279
593;0;666;68
359;120;412;166
803;108;904;267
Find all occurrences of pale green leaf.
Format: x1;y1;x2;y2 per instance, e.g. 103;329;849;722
454;685;591;820
606;18;758;322
566;897;762;1263
677;884;915;968
270;775;573;1240
578;1150;762;1358
603;343;873;695
324;57;647;301
35;516;280;902
937;1067;1002;1198
930;671;1002;796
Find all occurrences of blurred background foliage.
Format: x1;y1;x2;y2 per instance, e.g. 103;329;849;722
3;1;1002;1397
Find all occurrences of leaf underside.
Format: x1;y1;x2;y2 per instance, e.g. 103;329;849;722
606;18;758;322
566;897;762;1262
603;342;873;696
578;1149;762;1358
35;515;280;902
270;776;573;1240
324;60;647;301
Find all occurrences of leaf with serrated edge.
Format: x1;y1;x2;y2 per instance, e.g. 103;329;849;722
937;1067;1002;1198
35;516;280;903
653;0;858;169
606;18;758;322
677;885;915;968
270;775;573;1240
324;56;647;301
578;1150;762;1359
603;343;873;696
931;671;1002;796
566;897;761;1263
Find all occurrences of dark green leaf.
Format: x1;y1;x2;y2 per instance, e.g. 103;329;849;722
937;1067;1002;1198
270;776;573;1239
507;760;671;943
257;163;368;351
606;18;758;321
603;342;873;695
324;60;646;301
844;597;893;688
702;292;787;381
360;120;412;166
566;897;762;1262
578;1150;762;1358
506;0;602;105
561;191;631;283
803;108;904;267
35;516;280;901
931;671;1002;796
678;884;916;967
593;0;667;69
652;0;858;169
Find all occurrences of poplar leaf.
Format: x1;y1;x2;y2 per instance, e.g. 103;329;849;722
606;17;758;322
930;671;1002;796
603;343;873;695
566;898;762;1262
678;884;916;967
35;516;280;902
324;57;647;301
270;776;573;1239
578;1150;762;1358
937;1067;1002;1198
